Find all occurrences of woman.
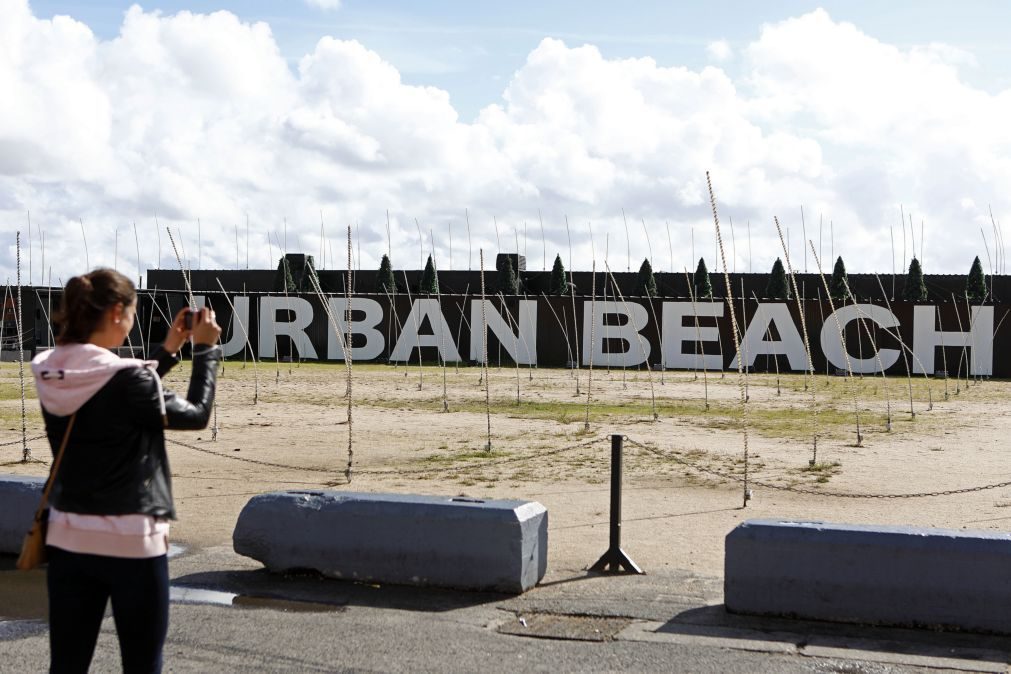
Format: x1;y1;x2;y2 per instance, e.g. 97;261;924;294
30;268;222;673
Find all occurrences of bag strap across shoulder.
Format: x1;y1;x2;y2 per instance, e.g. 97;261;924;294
33;414;76;522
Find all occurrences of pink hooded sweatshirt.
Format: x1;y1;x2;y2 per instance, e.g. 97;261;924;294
31;342;164;417
31;343;170;558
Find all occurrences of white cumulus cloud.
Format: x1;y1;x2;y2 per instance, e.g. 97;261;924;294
305;0;342;10
706;39;732;62
0;1;1007;286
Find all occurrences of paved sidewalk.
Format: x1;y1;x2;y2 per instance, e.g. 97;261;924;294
4;546;1011;672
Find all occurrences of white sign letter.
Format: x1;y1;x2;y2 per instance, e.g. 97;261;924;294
582;301;650;367
661;302;724;370
470;299;538;364
730;303;809;371
818;305;901;374
221;296;250;358
390;299;462;362
913;305;993;376
327;298;385;361
258;296;318;359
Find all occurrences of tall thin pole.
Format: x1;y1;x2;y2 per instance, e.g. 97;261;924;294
26;212;32;285
909;212;916;262
729;215;737;273
415;218;424;270
691;226;695;268
641;217;654;270
385;210;393;258
16;233;28;462
665;221;673;275
539;209;546;271
622;208;631;272
801;206;807;273
890;225;896;300
319;211;326;269
466;208;472;271
747;220;752;273
133;221;142;289
38;223;45;289
80;219;90;270
479;249;491;451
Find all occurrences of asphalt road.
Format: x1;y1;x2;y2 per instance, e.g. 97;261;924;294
2;546;1009;672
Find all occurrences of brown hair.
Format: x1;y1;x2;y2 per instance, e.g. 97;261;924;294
54;268;136;345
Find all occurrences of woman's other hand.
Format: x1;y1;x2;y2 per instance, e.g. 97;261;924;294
191;307;222;345
163;308;192;355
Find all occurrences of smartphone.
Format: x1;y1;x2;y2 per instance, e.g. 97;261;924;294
184;309;198;330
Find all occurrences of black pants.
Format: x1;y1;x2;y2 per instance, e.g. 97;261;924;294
47;546;169;674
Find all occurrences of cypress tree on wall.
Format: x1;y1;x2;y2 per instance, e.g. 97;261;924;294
498;255;519;294
636;258;657;297
966;255;987;302
829;256;848;301
419;254;439;294
903;257;927;302
550;254;568;295
377;254;395;293
693;258;712;299
765;258;791;299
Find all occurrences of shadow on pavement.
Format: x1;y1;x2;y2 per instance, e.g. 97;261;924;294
661;604;1011;665
171;567;509;613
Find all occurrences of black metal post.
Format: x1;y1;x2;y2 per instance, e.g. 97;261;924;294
589;434;643;574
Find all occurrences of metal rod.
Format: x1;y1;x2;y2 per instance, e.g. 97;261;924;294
589;434;643;574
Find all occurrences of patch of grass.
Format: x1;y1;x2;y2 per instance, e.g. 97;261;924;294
800;460;842;474
419;450;512;464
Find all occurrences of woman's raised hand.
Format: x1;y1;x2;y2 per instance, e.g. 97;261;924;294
163;308;192;355
191;307;222;345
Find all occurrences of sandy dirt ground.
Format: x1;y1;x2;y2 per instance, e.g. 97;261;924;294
3;357;1009;581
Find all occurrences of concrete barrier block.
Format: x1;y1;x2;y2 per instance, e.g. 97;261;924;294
726;519;1011;634
233;491;548;593
0;475;45;554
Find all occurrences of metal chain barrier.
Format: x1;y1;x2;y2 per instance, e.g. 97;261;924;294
624;436;1011;499
0;433;47;448
167;435;603;478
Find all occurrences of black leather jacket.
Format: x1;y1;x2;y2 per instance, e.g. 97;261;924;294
42;344;221;519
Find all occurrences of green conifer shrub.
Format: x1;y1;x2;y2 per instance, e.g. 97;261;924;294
636;258;657;297
903;257;927;302
966;255;987;303
766;258;791;299
693;258;712;299
550;254;569;295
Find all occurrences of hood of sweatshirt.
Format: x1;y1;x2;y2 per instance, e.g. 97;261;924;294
31;343;163;417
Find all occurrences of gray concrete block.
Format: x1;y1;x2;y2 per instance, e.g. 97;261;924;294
725;519;1011;634
0;475;45;554
233;491;548;593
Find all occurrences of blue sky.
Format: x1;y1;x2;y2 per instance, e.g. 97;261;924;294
28;1;1011;120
